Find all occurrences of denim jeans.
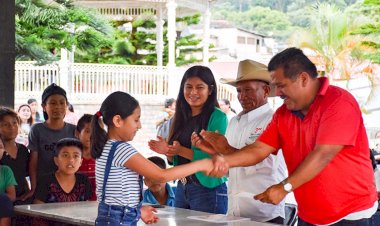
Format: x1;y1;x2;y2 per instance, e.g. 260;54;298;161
95;202;141;226
298;217;371;226
174;180;228;214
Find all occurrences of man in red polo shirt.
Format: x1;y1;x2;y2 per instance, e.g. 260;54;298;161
195;48;377;225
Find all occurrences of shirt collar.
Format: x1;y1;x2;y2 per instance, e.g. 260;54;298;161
317;77;329;96
237;103;271;121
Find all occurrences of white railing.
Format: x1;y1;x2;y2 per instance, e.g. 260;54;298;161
15;61;237;103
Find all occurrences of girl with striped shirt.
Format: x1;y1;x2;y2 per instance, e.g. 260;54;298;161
91;91;213;226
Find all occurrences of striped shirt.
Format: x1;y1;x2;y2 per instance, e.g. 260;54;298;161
95;140;140;207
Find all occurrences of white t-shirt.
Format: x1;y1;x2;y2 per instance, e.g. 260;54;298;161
96;140;140;207
226;103;288;222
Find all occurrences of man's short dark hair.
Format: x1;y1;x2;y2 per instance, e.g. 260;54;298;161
268;47;318;80
76;114;93;132
164;98;176;109
148;156;166;169
54;138;83;157
27;98;37;104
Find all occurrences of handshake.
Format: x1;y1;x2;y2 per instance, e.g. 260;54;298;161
148;130;233;177
191;130;234;177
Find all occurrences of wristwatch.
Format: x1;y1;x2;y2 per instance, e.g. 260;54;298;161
281;179;293;193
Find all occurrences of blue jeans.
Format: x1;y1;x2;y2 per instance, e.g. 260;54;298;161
298;217;372;226
371;211;380;226
95;202;141;226
175;180;228;214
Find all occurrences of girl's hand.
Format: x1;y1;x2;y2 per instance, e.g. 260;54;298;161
148;136;169;155
167;141;182;157
140;205;159;224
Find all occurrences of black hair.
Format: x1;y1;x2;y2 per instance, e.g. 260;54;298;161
27;98;37;104
17;104;34;126
76;114;93;132
91;91;139;159
54;138;83;157
0;106;21;125
268;47;318;80
169;65;219;144
147;156;166;169
164;98;176;109
220;99;236;114
68;103;74;113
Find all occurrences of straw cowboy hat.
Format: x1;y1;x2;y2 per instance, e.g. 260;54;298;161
220;59;275;96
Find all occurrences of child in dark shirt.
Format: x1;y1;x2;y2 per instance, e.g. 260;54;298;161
0;140;17;226
33;138;92;204
76;114;96;200
0;107;31;204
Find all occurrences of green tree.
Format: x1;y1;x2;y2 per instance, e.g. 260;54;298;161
15;0;113;64
350;0;380;63
290;3;365;79
97;14;205;66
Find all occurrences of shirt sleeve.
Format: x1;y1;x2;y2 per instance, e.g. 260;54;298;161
316;98;361;146
2;166;17;187
257;110;281;151
27;124;39;152
113;142;138;167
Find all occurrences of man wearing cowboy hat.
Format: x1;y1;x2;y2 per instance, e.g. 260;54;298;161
193;59;287;223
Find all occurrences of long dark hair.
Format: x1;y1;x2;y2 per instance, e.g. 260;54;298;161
168;65;219;144
90;91;139;158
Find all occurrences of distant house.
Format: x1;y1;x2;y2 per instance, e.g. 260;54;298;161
188;20;276;63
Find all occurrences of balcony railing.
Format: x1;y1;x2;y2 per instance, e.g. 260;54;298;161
15;61;237;103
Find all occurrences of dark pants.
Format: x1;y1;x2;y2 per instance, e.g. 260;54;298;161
175;180;228;214
298;217;371;226
0;193;13;217
267;216;284;225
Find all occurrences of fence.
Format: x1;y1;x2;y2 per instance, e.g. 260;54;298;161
15;61;237;104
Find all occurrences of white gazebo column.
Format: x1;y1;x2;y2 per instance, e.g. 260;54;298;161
156;5;164;66
166;0;177;68
202;2;211;66
166;0;177;97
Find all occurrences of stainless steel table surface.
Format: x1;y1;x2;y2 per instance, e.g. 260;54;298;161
14;201;276;226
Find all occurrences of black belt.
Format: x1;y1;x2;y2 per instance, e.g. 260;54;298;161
179;174;200;185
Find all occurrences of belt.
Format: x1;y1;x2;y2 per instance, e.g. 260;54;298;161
179;175;199;186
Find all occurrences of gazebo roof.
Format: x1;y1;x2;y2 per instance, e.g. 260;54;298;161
73;0;212;19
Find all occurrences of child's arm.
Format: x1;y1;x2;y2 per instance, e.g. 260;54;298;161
125;153;213;183
26;151;38;199
5;185;16;202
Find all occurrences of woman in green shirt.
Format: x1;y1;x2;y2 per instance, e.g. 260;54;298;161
149;65;228;213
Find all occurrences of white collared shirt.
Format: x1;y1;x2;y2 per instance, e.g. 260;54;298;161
226;103;288;222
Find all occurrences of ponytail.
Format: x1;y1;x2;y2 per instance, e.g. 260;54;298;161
90;112;107;159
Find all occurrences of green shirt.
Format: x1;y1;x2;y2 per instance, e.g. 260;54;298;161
192;108;228;188
0;165;17;194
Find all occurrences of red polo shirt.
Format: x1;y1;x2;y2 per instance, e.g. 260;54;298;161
258;77;377;224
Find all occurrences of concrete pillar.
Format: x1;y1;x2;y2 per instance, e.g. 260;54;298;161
202;2;211;66
59;49;70;95
166;0;177;97
0;0;15;107
166;0;177;68
156;5;164;67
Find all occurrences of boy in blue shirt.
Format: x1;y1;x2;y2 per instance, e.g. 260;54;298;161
143;156;175;206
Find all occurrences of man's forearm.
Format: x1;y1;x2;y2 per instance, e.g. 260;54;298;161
225;141;273;167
